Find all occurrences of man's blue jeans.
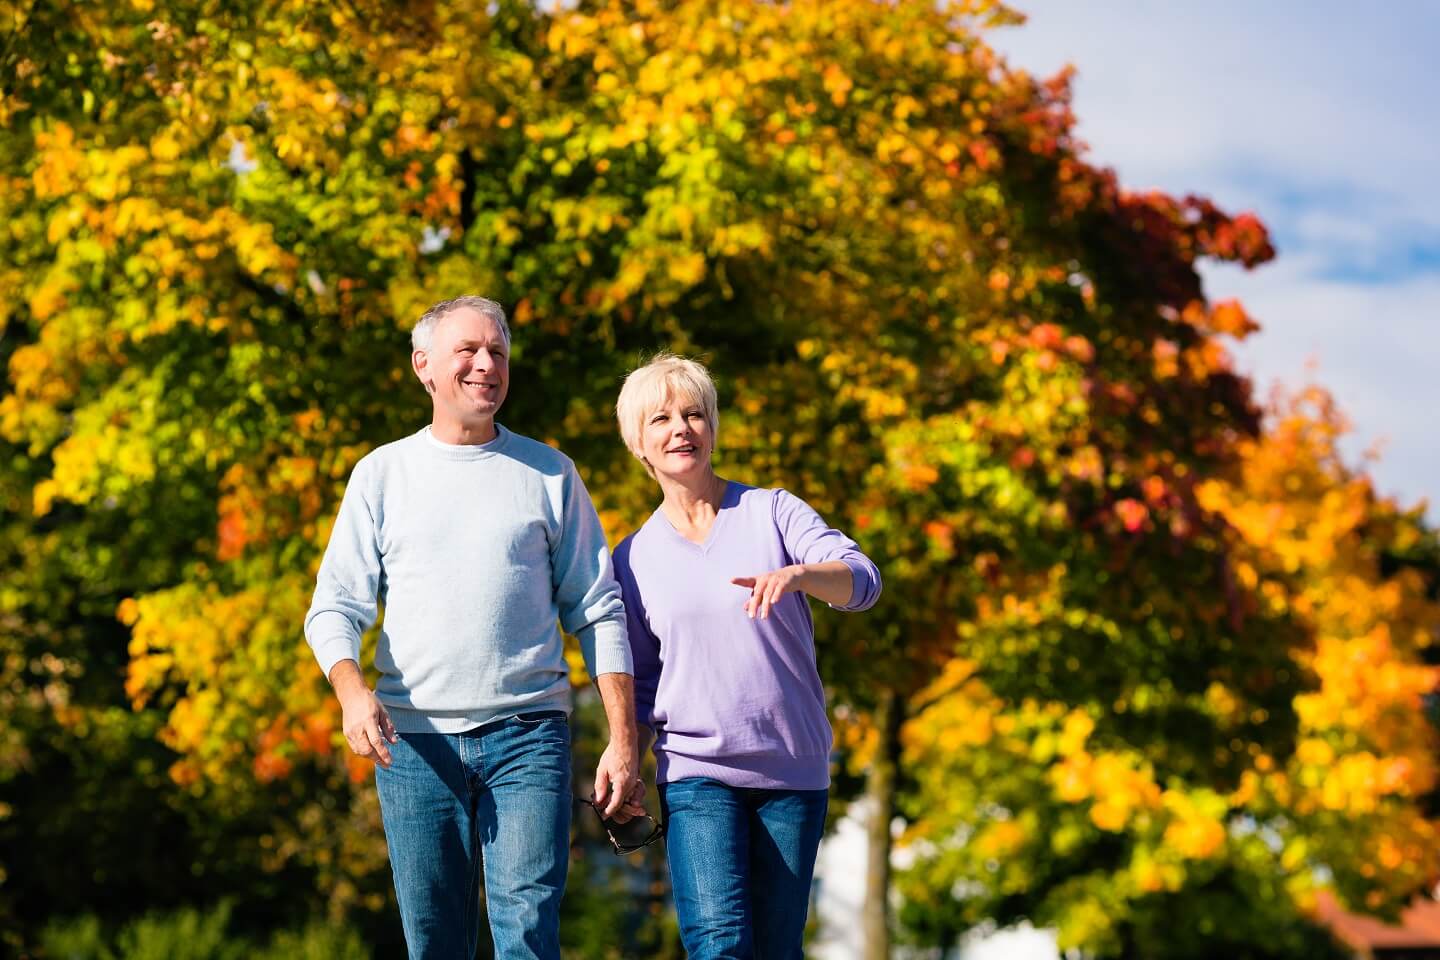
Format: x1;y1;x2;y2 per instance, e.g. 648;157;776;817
659;778;829;959
374;712;571;960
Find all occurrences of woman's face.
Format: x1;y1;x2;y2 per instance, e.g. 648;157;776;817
640;391;714;481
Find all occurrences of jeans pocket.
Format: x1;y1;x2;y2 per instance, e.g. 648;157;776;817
510;712;571;752
513;709;568;726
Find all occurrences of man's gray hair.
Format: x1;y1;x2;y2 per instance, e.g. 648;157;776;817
411;296;511;352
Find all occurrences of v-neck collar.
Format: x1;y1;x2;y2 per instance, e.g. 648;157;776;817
652;480;736;554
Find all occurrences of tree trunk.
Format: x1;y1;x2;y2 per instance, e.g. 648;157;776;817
862;686;903;960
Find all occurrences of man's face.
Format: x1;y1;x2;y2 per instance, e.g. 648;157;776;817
412;307;510;426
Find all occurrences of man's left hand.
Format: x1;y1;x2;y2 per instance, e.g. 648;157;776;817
593;740;645;821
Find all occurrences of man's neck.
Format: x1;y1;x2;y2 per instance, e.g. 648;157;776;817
430;414;498;446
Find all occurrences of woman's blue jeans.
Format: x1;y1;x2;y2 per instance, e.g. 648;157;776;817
660;778;829;959
374;712;572;960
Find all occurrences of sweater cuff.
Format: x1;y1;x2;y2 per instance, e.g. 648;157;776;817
306;611;361;679
828;558;877;612
580;618;634;678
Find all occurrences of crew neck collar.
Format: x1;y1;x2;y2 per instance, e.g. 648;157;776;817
419;424;509;460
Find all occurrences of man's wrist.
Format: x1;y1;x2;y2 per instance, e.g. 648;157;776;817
329;662;370;699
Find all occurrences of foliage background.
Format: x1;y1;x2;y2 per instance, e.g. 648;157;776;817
2;1;1437;957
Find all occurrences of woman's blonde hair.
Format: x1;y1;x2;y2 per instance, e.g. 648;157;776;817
615;354;719;471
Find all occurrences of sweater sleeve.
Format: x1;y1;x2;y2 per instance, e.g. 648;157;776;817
551;462;632;678
772;488;883;611
612;537;662;729
304;458;384;678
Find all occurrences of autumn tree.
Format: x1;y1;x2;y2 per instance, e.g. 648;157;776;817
897;380;1440;960
1200;390;1440;914
529;3;1440;956
4;0;1435;956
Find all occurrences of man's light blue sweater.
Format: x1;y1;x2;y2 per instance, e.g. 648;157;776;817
304;425;632;734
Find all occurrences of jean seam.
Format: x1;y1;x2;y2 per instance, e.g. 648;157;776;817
464;812;478;959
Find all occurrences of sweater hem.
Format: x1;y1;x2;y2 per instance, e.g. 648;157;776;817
385;691;572;734
655;750;831;791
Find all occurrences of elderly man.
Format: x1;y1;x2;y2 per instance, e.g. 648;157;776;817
305;296;641;959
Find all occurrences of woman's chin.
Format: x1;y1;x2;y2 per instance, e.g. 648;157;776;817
657;459;711;483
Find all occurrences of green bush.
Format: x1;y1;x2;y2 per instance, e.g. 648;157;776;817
38;903;369;960
253;922;370;960
36;914;113;960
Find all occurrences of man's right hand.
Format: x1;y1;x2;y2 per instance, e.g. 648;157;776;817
328;659;399;768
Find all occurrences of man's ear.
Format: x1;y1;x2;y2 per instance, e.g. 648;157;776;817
411;349;435;395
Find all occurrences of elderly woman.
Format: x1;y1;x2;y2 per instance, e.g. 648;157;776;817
611;354;881;958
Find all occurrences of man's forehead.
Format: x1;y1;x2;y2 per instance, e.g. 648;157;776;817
436;307;505;341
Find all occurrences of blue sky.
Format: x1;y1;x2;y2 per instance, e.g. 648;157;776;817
988;1;1440;520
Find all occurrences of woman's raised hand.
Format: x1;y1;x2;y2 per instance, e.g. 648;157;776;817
730;565;807;620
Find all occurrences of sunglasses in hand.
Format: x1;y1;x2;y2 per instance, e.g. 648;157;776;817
587;797;664;856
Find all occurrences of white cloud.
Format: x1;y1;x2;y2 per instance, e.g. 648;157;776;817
989;0;1440;519
989;1;1440;219
1209;256;1440;517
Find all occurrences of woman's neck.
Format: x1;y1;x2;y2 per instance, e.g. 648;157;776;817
657;470;727;536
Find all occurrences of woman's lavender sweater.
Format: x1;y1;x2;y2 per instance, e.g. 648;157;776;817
612;482;881;791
